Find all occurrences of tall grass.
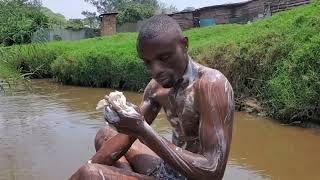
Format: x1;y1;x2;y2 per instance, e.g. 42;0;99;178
0;2;319;123
187;2;320;123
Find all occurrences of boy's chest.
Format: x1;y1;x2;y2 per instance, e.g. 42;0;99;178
168;84;198;119
162;84;200;146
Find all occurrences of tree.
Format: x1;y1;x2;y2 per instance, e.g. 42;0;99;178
182;7;195;12
41;7;67;28
66;19;84;30
117;1;155;24
156;1;178;14
84;0;158;13
84;0;127;13
0;0;49;46
82;11;99;28
83;0;162;25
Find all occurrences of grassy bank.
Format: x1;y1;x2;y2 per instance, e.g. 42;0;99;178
0;2;319;123
189;2;320;123
0;47;23;92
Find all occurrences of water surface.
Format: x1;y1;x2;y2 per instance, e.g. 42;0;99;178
0;79;319;180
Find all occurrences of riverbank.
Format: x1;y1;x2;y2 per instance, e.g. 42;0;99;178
0;2;319;124
0;57;22;92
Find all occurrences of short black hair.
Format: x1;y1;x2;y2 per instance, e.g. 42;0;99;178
137;15;182;45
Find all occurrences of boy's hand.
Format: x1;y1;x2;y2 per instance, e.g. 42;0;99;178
104;97;145;136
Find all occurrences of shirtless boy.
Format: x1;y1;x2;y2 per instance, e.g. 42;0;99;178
70;15;234;180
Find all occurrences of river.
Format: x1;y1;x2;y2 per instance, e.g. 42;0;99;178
0;79;319;180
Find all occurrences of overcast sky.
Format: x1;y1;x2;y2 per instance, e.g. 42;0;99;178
42;0;246;19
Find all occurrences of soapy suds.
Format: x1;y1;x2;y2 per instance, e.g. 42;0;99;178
97;91;138;124
97;91;136;113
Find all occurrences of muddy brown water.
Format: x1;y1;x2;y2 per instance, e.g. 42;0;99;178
0;79;319;180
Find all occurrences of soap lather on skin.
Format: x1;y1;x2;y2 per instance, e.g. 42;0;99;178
96;91;137;123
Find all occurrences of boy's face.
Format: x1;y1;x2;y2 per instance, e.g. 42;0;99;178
138;32;189;88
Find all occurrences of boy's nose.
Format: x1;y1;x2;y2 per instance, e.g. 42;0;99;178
150;63;164;77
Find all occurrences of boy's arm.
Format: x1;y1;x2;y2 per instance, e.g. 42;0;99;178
90;81;162;165
137;75;234;179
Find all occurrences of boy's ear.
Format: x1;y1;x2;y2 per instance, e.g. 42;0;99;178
181;36;189;49
185;37;189;49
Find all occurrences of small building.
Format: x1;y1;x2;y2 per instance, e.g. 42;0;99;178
99;0;310;33
168;11;195;30
99;12;118;36
170;0;310;29
194;0;267;26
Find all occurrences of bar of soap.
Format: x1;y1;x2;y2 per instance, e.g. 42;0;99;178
96;91;136;113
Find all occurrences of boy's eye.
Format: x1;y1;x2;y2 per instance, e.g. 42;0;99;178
160;55;169;62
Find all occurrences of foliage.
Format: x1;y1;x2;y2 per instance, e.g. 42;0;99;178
50;42;149;89
66;19;85;30
41;7;67;28
186;2;320;123
84;0;157;13
82;11;100;28
1;2;319;123
0;42;66;78
83;0;162;24
117;1;155;24
84;0;125;13
0;0;48;46
0;45;29;93
156;1;178;14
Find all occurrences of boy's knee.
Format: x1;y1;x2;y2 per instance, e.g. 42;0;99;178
70;164;101;180
95;126;117;151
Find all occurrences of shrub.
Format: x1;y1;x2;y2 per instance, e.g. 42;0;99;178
0;0;49;46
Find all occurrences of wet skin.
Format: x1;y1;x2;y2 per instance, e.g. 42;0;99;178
70;30;234;180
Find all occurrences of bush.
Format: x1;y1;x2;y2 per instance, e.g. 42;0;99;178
50;33;149;90
0;43;67;78
0;0;49;46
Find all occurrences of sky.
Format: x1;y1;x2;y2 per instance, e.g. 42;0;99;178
42;0;246;19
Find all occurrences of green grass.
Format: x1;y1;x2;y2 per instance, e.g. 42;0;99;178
0;1;319;123
0;55;20;93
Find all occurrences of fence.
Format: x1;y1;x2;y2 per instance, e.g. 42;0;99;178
116;20;147;33
270;0;310;13
32;28;100;43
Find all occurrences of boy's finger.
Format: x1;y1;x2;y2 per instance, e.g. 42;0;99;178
104;106;120;123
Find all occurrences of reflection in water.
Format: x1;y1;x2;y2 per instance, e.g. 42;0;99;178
227;113;320;180
0;79;319;180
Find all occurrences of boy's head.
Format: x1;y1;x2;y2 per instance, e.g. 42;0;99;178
137;15;189;88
